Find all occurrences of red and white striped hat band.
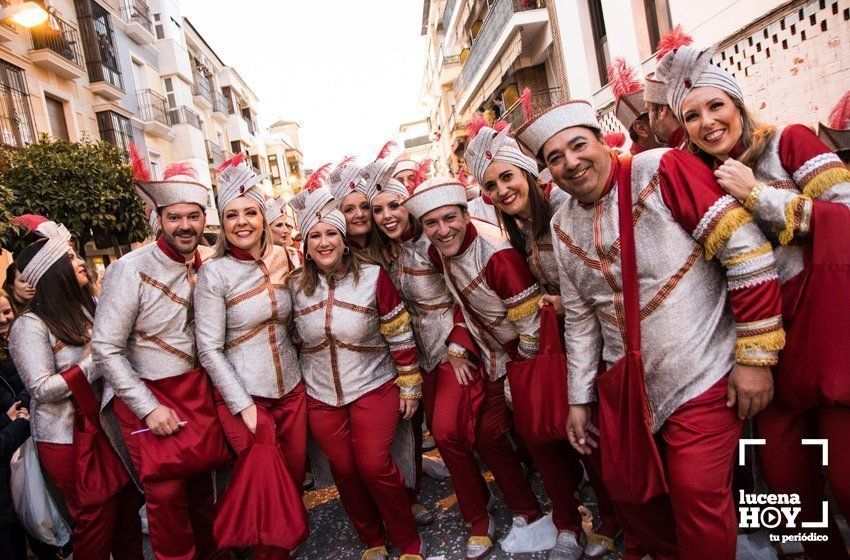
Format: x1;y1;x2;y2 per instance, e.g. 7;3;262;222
464;123;538;186
20;222;73;287
288;186;347;239
366;176;409;205
217;160;268;213
515;100;602;157
133;164;209;210
329;160;366;201
403;177;468;220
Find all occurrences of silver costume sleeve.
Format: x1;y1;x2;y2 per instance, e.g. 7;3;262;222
9;315;70;404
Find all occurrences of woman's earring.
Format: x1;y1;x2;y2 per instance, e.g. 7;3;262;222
343;247;350;255
305;253;313;261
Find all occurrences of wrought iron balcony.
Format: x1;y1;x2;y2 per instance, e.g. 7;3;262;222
213;91;228;114
120;0;152;33
170;105;202;130
192;70;213;104
30;12;84;68
205;139;226;165
455;0;546;95
136;89;170;125
502;87;564;130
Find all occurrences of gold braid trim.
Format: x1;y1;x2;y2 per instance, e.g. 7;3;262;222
380;310;411;336
587;532;615;551
446;347;467;359
735;328;786;356
467;536;493;548
360;546;389;560
743;182;765;211
704;207;753;261
399;555;424;560
779;195;811;246
396;372;423;395
723;242;772;267
801;167;850;200
737;357;780;367
506;293;543;322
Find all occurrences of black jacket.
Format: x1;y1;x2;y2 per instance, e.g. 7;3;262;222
0;353;31;528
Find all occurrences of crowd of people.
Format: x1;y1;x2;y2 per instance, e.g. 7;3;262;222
0;27;849;560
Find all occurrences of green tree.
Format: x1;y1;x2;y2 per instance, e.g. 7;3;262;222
0;134;148;256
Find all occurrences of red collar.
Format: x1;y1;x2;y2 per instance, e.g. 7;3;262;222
228;246;257;262
668;127;685;149
543;182;556;199
481;194;494;205
157;236;202;270
629;141;648;155
400;221;417;242
578;152;618;209
454;222;478;257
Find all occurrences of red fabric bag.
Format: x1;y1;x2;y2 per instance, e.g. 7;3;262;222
213;409;309;550
595;155;669;504
507;304;569;444
775;200;850;410
124;368;229;483
60;364;128;506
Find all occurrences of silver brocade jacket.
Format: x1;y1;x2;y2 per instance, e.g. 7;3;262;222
290;263;421;407
194;246;302;415
436;220;543;381
9;313;98;444
92;242;199;419
517;187;569;294
388;232;455;373
747;125;850;285
553;149;782;432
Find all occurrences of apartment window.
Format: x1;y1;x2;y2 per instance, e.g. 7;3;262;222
74;0;124;90
222;86;235;114
588;0;610;86
45;95;70;141
149;151;162;179
250;155;261;173
96;111;133;157
268;154;281;184
0;61;37;148
153;13;164;40
644;0;672;51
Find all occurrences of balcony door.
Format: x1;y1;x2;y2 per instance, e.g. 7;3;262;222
45;95;70;141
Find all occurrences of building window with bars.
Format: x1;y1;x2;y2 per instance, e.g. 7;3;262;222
74;0;124;90
268;154;281;184
96;110;133;157
0;60;37;148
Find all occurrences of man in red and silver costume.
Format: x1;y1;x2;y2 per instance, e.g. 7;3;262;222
644;26;692;149
405;177;557;557
608;57;662;155
92;155;226;560
516;100;784;559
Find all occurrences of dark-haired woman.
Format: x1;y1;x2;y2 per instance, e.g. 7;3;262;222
2;263;33;317
660;43;850;559
289;185;424;560
8;231;142;560
463;121;620;560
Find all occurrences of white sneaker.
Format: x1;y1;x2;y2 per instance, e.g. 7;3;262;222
549;531;584;560
500;512;558;553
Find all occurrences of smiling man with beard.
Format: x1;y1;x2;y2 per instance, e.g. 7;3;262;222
92;155;229;560
516;101;785;559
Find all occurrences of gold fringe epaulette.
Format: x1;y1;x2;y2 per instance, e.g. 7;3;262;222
735;328;786;356
380;310;411;335
704;206;753;261
802;167;850;200
506;293;542;322
395;372;423;388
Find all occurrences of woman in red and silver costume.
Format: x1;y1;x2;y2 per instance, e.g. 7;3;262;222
659;45;850;559
266;194;303;268
327;149;384;261
194;154;307;559
463;117;620;560
9;219;142;560
288;173;425;560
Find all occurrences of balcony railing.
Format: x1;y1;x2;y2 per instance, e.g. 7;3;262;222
242;115;255;136
502;87;565;129
455;0;546;95
442;0;457;33
136;89;170;125
120;0;152;33
170;105;202;129
30;12;84;68
205;139;226;165
213;90;228;114
192;70;213;104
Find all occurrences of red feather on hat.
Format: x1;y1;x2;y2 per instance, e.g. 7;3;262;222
303;163;333;193
827;91;850;130
335;154;357;169
608;57;642;101
11;214;49;233
163;161;198;180
410;159;432;190
656;25;693;61
492;120;509;132
457;167;470;187
519;87;532;120
604;132;626;148
216;152;245;173
375;141;397;161
129;143;151;181
466;113;490;140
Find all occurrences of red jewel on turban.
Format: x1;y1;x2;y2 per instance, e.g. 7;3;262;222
316;212;321;219
684;78;692;88
349;182;355;189
485;151;492;159
239;186;245;193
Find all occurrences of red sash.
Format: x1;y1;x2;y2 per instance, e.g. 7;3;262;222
775;200;850;409
117;368;229;483
506;304;570;444
213;409;309;550
595;155;669;504
60;364;128;506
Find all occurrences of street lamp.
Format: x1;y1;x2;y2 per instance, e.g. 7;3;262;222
0;2;49;28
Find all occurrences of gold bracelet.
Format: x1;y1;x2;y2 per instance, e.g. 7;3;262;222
446;347;467;359
743;182;764;211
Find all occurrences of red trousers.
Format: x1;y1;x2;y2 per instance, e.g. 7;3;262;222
114;401;220;560
407;405;424;502
422;368;541;535
214;382;308;560
37;442;143;560
613;376;742;560
757;401;850;559
307;380;421;554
